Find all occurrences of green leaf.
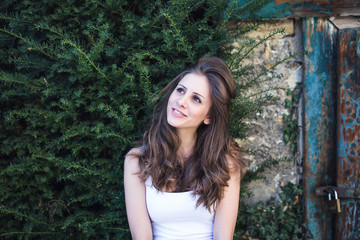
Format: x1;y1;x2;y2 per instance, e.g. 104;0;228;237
284;134;289;143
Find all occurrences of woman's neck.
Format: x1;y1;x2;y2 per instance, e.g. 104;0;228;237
177;129;196;159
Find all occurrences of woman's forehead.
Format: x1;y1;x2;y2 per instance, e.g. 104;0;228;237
177;73;210;97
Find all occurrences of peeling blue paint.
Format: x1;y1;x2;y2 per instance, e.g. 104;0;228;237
303;18;338;240
357;38;360;55
232;1;338;18
231;0;291;19
314;8;332;15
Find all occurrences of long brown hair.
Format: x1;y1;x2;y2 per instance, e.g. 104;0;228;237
136;57;246;210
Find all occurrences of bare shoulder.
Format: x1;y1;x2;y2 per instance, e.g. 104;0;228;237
225;154;242;180
124;147;142;173
225;154;238;170
126;147;142;158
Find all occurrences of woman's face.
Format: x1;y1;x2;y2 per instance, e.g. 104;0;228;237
166;73;211;132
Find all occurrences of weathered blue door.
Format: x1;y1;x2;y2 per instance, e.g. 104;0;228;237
336;24;360;240
303;17;360;240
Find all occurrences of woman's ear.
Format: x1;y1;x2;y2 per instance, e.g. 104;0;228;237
203;117;210;125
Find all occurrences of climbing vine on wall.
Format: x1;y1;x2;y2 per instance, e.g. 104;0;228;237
236;182;313;240
283;83;302;153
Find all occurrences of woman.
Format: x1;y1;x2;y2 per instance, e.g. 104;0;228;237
124;57;246;240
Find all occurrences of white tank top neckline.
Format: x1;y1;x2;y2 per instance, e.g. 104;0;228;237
145;177;215;240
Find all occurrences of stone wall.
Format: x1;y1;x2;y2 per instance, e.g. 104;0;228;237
234;19;303;204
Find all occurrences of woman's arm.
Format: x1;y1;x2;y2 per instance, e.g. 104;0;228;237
124;148;153;240
213;157;241;240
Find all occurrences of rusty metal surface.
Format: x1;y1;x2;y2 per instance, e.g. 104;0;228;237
336;28;360;240
303;17;338;240
315;186;360;199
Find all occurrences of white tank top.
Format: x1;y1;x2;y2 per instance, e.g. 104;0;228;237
145;177;215;240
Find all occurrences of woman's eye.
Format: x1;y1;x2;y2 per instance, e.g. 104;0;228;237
193;96;201;103
176;87;184;93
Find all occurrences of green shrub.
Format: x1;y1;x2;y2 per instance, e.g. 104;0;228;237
235;182;313;240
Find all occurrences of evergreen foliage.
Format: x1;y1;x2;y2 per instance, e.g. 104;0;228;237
0;0;302;239
235;182;313;240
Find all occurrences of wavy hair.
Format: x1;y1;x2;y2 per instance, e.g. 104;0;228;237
136;57;246;210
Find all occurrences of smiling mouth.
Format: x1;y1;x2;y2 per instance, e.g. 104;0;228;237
172;108;187;117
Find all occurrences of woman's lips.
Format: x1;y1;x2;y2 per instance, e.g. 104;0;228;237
172;108;187;117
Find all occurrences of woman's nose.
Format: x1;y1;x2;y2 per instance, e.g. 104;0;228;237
177;95;188;108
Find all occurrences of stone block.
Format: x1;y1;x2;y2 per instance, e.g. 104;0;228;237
245;19;295;39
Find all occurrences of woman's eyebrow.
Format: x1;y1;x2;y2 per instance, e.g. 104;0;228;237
178;84;187;90
178;84;204;99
